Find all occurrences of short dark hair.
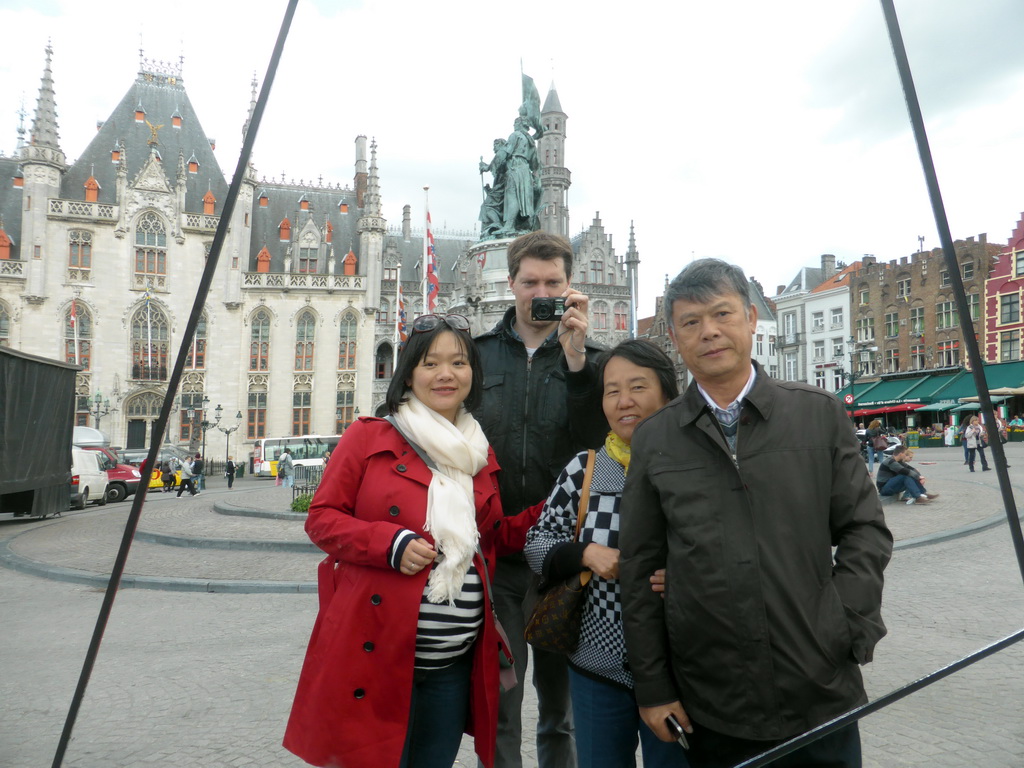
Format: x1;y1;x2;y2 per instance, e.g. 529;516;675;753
664;258;751;326
597;339;680;403
507;231;573;281
385;325;483;414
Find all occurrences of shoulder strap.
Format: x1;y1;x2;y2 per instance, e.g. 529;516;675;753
384;414;438;471
573;449;596;542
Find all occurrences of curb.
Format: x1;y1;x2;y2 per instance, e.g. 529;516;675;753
0;537;316;594
893;509;1023;551
134;529;319;552
213;499;306;521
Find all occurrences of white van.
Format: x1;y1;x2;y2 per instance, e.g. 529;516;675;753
70;447;108;510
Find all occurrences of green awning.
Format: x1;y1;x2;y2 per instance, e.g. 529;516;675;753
854;375;930;407
914;402;957;412
899;371;962;402
950;403;982;412
970;360;1024;390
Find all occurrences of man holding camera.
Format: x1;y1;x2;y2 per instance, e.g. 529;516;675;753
473;230;607;768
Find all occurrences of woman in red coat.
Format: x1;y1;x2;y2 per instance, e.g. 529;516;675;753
284;314;538;768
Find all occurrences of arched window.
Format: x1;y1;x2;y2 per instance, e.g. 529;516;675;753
590;259;602;284
65;302;92;370
339;312;358;370
0;303;10;346
376;343;394;379
613;302;629;332
593;302;609;331
376;298;391;325
250;310;271;371
295;311;316;371
69;230;92;269
293;387;312;436
130;301;169;381
336;389;355;433
134;212;168;289
185;313;207;369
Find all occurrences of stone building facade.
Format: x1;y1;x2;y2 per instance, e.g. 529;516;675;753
0;49;637;457
984;214;1024;363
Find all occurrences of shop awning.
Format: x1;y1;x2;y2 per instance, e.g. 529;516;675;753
913;402;957;412
957;394;1011;404
950;403;982;412
853;403;924;417
853;375;930;408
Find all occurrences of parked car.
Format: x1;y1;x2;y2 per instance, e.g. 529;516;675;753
70;447;108;510
118;447;192;489
79;445;142;503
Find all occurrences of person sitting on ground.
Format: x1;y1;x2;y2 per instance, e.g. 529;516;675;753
876;445;938;505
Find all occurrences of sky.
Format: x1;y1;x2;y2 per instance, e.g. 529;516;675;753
3;0;1024;319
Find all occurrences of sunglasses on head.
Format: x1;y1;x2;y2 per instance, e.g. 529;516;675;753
410;314;471;333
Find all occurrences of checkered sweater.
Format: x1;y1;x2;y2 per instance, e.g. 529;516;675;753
524;447;633;689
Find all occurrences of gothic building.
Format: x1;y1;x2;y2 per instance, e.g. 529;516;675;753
0;48;636;456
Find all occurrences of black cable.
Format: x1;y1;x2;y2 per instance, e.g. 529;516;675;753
51;2;298;765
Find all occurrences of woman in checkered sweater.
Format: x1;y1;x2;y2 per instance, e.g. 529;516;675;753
525;340;689;768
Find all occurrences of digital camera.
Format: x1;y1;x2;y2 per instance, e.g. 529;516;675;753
531;297;566;322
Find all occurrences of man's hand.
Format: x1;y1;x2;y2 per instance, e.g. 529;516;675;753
559;288;589;372
650;568;666;598
640;701;692;742
399;538;437;575
581;543;619;580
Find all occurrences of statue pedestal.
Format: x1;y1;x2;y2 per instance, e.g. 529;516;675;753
450;238;517;335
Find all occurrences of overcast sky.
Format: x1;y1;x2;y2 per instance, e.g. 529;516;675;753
3;0;1024;318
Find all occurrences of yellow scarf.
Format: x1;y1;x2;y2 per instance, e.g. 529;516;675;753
605;431;631;473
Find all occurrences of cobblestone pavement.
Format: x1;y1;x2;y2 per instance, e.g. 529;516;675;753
1;447;1023;767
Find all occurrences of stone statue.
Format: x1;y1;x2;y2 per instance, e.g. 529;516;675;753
478;116;542;238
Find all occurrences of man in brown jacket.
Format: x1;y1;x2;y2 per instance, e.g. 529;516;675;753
620;258;892;768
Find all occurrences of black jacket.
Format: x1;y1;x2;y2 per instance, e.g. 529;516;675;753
876;454;920;490
472;307;606;524
621;362;892;741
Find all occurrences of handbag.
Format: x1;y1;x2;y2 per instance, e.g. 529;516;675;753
524;449;596;656
872;434;889;451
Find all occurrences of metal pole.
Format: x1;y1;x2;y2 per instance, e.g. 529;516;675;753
51;5;298;765
880;0;1024;586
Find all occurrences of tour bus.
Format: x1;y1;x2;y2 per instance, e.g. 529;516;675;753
252;435;341;477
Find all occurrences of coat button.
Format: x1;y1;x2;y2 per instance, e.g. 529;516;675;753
397;464;407;472
371;594;382;605
389;506;400;517
363;641;375;652
354;688;365;699
493;520;501;530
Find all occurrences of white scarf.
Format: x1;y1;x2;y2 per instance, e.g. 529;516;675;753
393;395;489;605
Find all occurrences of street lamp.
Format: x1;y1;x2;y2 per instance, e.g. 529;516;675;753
187;404;198;452
847;335;859;416
90;391;111;430
215;404;244;465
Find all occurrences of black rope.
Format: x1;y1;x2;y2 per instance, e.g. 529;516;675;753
50;2;298;765
735;627;1024;767
877;0;1024;586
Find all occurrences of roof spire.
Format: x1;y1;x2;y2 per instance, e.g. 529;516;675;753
243;72;258;140
365;138;382;217
29;41;62;151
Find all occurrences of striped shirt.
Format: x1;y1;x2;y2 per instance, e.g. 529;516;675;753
390;531;484;669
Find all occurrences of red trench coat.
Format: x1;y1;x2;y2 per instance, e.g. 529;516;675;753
283;417;537;768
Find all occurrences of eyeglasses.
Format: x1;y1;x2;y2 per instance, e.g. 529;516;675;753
410;314;471;333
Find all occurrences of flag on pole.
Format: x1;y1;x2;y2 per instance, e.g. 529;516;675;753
70;298;80;365
397;282;408;345
426;210;439;312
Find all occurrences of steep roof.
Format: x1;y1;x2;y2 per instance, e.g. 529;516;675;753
61;66;228;213
542;83;564;114
810;260;862;294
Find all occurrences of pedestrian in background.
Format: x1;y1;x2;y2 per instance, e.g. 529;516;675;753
865;418;883;474
225;456;236;489
192;452;205;491
876;445;938;505
964;416;991;472
176;457;198;497
279;448;295;488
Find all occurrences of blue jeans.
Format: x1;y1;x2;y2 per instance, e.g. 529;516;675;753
399;651;473;768
569;669;688;768
878;474;925;499
685;721;860;768
282;473;294;488
866;443;876;474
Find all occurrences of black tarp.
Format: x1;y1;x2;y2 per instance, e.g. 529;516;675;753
0;347;78;515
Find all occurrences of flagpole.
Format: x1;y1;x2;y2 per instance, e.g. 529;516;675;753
71;298;80;366
394;266;401;370
422;187;430;313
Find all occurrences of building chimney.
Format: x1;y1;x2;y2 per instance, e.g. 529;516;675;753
402;204;411;241
821;253;836;279
777;285;786;296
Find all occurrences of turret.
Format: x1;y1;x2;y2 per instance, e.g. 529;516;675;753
538;83;570;237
